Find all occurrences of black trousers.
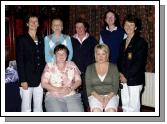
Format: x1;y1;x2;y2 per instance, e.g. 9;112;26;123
5;82;21;112
78;74;89;112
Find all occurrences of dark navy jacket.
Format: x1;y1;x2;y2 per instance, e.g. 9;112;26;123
16;33;46;87
71;36;98;74
117;33;148;86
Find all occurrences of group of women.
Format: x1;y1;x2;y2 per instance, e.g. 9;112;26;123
16;10;148;112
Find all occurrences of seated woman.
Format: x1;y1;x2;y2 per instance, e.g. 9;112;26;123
85;44;119;112
41;44;84;112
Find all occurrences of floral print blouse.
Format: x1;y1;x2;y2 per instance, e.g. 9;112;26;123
41;61;81;95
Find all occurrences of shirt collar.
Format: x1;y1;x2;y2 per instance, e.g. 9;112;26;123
73;33;89;44
106;26;118;32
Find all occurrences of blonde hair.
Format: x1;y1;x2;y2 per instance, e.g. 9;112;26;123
94;44;110;62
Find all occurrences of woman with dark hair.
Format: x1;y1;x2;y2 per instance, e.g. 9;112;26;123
100;10;126;64
16;13;46;112
71;19;98;111
41;44;84;112
117;14;148;112
71;19;97;74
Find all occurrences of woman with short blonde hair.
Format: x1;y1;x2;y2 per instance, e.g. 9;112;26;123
94;44;109;62
85;44;119;112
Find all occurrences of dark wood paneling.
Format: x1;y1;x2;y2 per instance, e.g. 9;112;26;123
5;5;155;72
69;5;155;72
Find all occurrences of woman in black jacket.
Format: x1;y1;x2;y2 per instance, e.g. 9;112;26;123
117;14;148;112
71;20;98;111
16;13;46;112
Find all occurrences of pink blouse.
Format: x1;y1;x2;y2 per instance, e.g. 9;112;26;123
41;61;81;95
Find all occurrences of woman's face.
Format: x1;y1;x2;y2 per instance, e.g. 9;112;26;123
124;21;137;36
27;17;39;30
75;22;86;36
105;12;116;26
55;50;67;63
52;19;63;34
96;48;108;64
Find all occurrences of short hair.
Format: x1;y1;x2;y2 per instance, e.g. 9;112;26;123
123;14;142;32
52;18;63;26
54;44;69;60
75;19;89;33
94;44;110;62
25;13;38;24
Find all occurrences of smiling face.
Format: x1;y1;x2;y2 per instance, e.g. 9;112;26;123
105;12;116;27
124;21;137;36
75;22;86;36
52;19;63;34
55;50;67;63
95;48;108;64
27;17;39;31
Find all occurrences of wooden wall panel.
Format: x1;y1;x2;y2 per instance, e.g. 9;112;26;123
69;5;155;72
5;5;155;72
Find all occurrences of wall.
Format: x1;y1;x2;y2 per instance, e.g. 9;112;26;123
5;5;155;72
69;5;155;72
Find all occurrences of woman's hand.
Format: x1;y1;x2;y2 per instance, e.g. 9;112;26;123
96;95;104;104
103;95;112;108
91;91;104;106
103;92;114;108
60;86;72;96
21;82;28;90
120;73;127;83
51;86;72;97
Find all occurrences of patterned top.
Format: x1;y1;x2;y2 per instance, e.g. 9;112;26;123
41;61;81;96
5;66;19;84
44;33;73;63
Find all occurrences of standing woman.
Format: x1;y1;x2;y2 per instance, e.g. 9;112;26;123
16;14;46;112
44;18;73;63
100;10;125;64
71;20;98;111
117;14;148;112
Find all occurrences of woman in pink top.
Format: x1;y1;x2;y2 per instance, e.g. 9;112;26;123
41;44;84;112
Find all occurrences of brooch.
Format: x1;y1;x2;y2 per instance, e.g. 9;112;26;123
128;52;132;60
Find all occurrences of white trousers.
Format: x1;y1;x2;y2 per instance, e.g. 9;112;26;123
20;84;43;112
121;83;143;112
88;95;119;112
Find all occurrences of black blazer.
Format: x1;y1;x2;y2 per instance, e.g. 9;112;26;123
16;33;46;87
117;33;148;86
